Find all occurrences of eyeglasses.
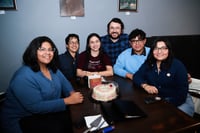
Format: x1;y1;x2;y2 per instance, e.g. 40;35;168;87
38;47;56;52
68;41;79;45
130;39;143;44
153;46;168;51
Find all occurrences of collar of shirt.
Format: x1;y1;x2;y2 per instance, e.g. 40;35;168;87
131;48;146;56
65;50;78;59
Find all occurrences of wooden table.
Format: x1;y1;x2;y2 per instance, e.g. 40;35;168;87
70;75;200;133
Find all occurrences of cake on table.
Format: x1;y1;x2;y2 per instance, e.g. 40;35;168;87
92;82;118;102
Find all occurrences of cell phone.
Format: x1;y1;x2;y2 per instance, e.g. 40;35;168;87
144;96;161;104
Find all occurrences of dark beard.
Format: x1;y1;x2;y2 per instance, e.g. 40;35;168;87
109;33;120;40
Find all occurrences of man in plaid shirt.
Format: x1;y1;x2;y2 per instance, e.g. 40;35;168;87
101;18;130;65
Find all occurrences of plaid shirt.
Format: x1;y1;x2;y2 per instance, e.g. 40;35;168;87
101;33;130;65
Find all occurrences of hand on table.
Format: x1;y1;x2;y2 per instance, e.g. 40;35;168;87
143;84;158;94
64;92;84;105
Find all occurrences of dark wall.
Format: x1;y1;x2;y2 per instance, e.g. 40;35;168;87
146;35;200;79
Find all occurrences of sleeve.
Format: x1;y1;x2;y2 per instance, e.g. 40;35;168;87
166;60;189;106
77;51;87;70
113;53;129;77
102;53;112;66
58;54;67;72
57;70;74;97
133;62;148;88
10;73;67;114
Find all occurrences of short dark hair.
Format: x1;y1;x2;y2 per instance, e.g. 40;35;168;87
129;28;146;41
23;36;59;72
107;18;124;33
65;33;80;45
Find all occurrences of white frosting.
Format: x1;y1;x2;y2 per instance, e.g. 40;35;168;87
92;83;117;102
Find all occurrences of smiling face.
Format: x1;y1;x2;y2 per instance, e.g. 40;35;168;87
108;22;122;40
37;41;55;66
89;36;101;52
67;37;79;54
129;36;146;54
153;41;169;62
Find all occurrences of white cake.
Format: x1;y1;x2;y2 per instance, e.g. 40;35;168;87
92;83;117;102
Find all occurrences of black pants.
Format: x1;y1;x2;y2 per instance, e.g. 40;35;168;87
20;109;73;133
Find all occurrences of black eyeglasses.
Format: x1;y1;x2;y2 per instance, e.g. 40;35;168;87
153;46;168;51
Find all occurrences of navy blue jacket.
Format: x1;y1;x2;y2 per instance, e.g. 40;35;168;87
133;58;188;106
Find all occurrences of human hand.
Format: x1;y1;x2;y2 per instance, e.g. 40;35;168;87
64;92;84;105
86;71;99;76
125;73;133;80
143;84;158;94
187;73;192;84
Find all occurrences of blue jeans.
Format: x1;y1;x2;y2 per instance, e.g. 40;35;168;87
178;93;194;117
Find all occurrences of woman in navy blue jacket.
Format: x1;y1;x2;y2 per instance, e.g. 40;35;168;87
133;38;194;116
0;36;83;133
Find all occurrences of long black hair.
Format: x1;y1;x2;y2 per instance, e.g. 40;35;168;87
146;37;174;70
23;36;59;72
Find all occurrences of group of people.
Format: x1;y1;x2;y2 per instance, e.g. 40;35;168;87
0;18;194;133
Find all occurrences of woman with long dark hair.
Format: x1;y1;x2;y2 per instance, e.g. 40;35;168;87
133;37;194;116
77;33;113;78
0;36;83;133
